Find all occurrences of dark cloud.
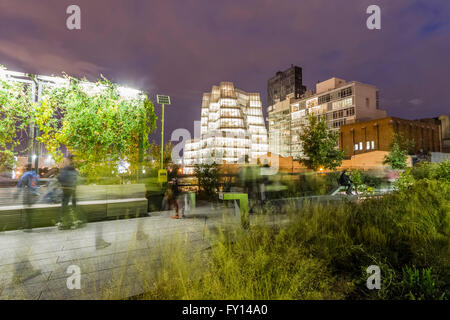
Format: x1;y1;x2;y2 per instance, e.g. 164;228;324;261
1;0;449;142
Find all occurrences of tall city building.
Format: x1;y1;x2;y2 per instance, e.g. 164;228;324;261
267;65;306;106
183;82;268;174
266;65;306;157
267;77;387;159
267;96;292;157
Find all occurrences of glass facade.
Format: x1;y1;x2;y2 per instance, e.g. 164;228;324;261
267;65;306;106
184;82;268;173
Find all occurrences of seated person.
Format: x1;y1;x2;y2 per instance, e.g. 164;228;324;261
339;170;354;195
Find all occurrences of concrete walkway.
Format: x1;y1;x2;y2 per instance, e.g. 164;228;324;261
0;205;239;300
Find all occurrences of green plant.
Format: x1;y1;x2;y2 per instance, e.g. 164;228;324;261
361;172;382;188
298;115;344;171
35;75;157;180
194;162;221;201
0;149;16;173
411;160;450;181
0;65;34;171
285;172;339;197
349;170;363;193
401;267;446;300
148;141;174;168
396;160;450;192
383;133;413;170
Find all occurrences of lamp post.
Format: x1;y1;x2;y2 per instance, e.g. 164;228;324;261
156;95;171;184
156;95;171;169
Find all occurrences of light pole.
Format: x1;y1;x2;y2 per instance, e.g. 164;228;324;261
156;95;171;182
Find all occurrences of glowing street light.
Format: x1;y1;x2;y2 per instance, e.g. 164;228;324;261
156;94;171;183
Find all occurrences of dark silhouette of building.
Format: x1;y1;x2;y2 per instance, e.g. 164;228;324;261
267;65;306;106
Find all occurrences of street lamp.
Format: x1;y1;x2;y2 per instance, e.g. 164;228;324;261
156;94;171;183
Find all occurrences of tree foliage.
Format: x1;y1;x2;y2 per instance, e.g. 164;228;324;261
194;162;221;200
298;115;344;171
1;66;157;178
383;133;413;170
0;65;34;171
35;76;157;177
148;141;173;168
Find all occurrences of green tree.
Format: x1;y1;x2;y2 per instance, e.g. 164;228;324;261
0;150;16;173
0;65;34;171
148;141;173;168
194;162;220;200
383;133;413;170
35;75;157;179
298;115;344;171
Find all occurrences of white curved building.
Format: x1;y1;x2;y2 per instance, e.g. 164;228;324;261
184;82;268;173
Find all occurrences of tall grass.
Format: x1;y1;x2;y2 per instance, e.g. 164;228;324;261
133;176;449;300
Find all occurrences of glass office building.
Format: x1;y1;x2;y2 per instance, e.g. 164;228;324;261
184;82;268;174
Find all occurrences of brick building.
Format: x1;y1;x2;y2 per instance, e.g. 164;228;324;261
339;117;442;158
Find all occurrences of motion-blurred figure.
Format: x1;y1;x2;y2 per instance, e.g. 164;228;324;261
170;177;182;219
95;222;111;250
259;160;271;203
57;156;79;229
13;165;41;282
16;165;39;231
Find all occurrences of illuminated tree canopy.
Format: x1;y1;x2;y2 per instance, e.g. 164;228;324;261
37;76;157;176
0;66;33;171
0;65;157;177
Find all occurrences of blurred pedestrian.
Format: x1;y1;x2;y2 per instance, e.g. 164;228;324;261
170;177;182;219
57;156;79;229
16;165;39;231
13;165;42;282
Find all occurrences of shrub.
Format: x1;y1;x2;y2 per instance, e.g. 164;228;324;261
396;160;450;191
194;162;221;201
285;172;339;197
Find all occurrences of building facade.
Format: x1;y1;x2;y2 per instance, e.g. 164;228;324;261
339;117;442;157
183;82;268;174
267;65;306;107
438;115;450;153
266;96;292;157
267;77;387;159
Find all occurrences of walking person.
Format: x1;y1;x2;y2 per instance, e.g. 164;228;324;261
57;156;79;229
339;170;354;195
170;177;183;219
16;165;40;231
13;165;41;282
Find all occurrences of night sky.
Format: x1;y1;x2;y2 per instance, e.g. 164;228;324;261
1;0;449;144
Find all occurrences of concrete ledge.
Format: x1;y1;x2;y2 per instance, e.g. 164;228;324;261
0;184;148;231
